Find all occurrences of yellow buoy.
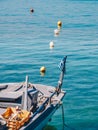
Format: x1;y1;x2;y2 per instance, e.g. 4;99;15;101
57;21;62;28
40;66;46;73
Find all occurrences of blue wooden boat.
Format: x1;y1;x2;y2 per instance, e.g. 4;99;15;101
0;56;67;130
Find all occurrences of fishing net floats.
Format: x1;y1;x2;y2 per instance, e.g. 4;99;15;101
40;21;62;75
57;21;62;29
40;66;46;76
54;21;62;36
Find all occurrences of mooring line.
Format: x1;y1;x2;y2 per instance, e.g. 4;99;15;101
61;103;75;130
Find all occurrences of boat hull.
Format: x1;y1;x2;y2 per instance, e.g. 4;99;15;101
21;104;61;130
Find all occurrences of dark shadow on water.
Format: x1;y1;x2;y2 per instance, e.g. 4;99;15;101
43;124;75;130
43;125;57;130
42;121;98;130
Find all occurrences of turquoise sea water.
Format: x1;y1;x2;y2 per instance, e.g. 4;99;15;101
0;0;98;130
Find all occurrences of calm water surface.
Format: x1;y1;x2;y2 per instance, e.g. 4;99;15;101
0;0;98;130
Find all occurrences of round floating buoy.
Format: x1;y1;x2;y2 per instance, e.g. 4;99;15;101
49;41;54;49
30;8;34;13
40;66;46;73
54;29;59;35
57;21;62;28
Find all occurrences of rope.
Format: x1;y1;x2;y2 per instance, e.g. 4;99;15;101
61;103;75;130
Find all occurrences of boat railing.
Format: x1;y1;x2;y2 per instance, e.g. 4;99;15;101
30;90;59;120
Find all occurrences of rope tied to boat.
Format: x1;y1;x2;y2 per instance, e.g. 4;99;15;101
61;102;75;130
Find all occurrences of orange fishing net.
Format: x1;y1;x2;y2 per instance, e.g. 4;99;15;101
2;107;30;130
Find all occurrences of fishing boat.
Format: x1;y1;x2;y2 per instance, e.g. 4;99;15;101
0;56;67;130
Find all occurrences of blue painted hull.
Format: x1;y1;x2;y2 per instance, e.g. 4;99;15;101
21;104;60;130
